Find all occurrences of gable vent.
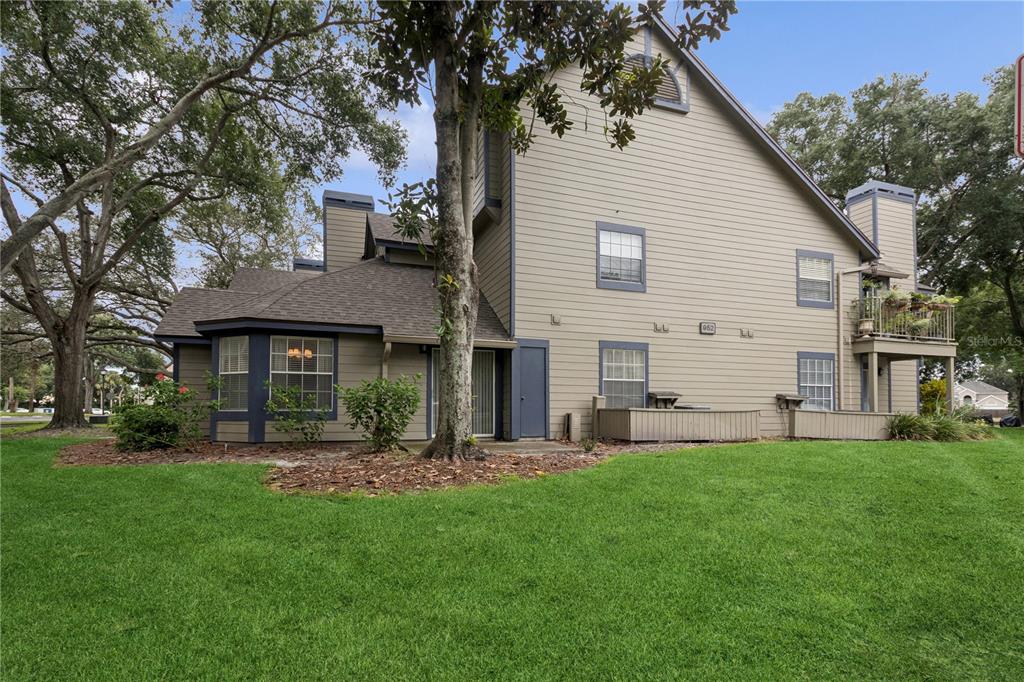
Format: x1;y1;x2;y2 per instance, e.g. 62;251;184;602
625;54;685;110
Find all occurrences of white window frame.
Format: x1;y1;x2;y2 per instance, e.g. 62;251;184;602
597;222;646;292
796;250;834;309
798;353;835;411
600;343;648;409
269;336;335;411
218;336;249;411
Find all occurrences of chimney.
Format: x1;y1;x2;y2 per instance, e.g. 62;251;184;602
845;180;918;288
322;190;375;271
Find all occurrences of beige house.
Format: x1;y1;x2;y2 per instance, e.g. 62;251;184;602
955;381;1010;411
155;18;957;444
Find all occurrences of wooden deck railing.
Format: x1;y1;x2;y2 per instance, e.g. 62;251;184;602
853;296;955;342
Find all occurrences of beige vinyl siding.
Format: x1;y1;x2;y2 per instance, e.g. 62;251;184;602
890;358;919;413
215;420;249;442
487;131;502;199
324;205;368;270
266;336;428;442
177;345;212;436
473;135;512;333
847;198;873;244
513;29;864;438
875;198;916;287
473;128;487;211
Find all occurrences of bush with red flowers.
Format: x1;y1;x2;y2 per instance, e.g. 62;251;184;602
111;373;218;451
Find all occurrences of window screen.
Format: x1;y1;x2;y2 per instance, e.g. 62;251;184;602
270;336;334;410
218;336;249;411
798;254;833;304
799;356;834;411
602;347;646;409
599;229;644;284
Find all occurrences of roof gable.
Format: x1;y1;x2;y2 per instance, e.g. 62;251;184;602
648;16;879;259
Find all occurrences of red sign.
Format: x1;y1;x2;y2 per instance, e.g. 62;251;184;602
1017;54;1024;158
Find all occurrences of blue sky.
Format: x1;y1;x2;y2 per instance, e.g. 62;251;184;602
326;0;1024;222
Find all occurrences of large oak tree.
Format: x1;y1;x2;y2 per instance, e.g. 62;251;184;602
1;0;404;428
365;0;736;460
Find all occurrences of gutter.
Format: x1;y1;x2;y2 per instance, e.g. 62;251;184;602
382;334;518;350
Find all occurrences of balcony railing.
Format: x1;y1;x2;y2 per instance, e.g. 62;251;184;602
853;296;955;342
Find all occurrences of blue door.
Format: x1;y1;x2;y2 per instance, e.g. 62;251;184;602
519;344;548;438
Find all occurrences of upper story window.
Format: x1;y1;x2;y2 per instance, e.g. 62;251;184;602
600;341;648;409
597;222;646;292
796;250;834;309
270;336;335;410
218;336;249;411
798;352;835;411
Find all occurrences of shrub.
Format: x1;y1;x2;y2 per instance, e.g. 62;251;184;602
580;437;597;453
338;375;421;451
920;379;947;416
887;410;994;442
265;382;330;444
111;373;215;451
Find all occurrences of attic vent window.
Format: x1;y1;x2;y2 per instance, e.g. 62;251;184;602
624;54;687;112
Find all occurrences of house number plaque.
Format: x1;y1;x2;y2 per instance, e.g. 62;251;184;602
699;322;716;335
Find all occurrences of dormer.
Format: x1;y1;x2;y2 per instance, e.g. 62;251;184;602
362;213;434;267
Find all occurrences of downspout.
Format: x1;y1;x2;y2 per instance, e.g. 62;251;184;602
837;264;867;411
381;341;392;379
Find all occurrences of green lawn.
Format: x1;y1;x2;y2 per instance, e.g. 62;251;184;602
3;433;1023;680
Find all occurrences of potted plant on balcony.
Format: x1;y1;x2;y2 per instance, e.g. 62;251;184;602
884;287;912;312
927;294;960;311
910;317;933;338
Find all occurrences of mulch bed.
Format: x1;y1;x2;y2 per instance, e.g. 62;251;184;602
57;439;361;467
56;438;738;495
265;451;606;495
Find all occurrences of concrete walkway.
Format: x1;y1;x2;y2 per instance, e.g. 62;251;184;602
402;439;582;455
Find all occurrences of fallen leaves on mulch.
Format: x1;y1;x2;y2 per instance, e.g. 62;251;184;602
57;439;360;467
265;451;607;495
56;436;733;495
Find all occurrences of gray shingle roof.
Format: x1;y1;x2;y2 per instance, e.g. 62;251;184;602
228;267;319;293
160;259;508;342
367;213;433;248
960;380;1008;396
154;288;257;338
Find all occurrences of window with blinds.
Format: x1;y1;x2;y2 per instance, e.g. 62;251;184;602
597;224;646;292
431;349;496;437
798;355;834;411
797;252;833;307
602;347;647;409
270;336;334;410
218;336;249;411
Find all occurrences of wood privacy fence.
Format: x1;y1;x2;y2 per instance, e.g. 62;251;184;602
788;410;892;440
595;408;760;442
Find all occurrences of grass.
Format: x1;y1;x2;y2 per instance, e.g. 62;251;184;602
2;432;1023;680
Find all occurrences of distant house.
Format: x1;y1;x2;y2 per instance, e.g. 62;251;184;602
154;16;960;444
954;381;1010;411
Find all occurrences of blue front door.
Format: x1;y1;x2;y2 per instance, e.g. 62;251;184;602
520;345;547;438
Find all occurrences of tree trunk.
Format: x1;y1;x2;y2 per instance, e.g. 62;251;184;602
45;299;95;430
421;15;482;461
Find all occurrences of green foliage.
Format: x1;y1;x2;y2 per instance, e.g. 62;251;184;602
111;373;216;451
768;68;1023;418
887;409;994;442
580;437;597;453
920;379;947;416
4;433;1024;679
264;383;330;444
338;375;421;452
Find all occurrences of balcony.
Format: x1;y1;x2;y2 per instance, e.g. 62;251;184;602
850;294;957;359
